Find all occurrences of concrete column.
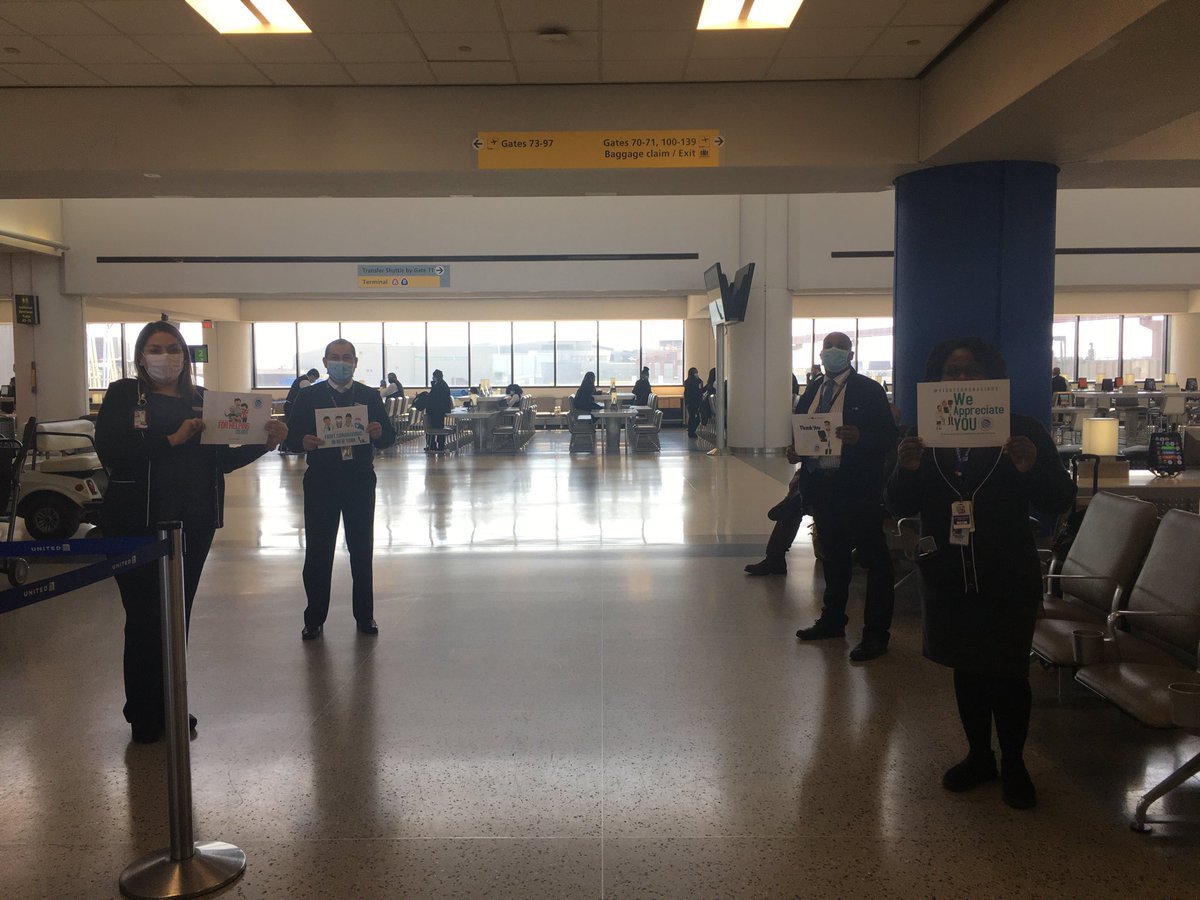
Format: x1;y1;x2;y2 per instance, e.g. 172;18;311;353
683;316;713;386
727;194;792;452
1168;304;1200;384
894;161;1058;427
210;321;253;392
7;252;87;423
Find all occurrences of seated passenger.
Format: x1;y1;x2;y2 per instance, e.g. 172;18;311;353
573;372;602;412
632;367;651;406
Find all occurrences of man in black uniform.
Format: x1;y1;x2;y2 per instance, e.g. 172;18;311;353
744;332;896;662
285;339;396;640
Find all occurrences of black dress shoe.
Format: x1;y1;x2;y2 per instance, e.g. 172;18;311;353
1001;761;1037;809
301;624;323;641
942;753;998;792
795;620;846;640
189;713;198;732
357;619;379;636
849;637;889;661
744;558;787;576
130;722;161;744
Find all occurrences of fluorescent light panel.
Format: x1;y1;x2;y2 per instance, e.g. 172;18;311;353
697;0;804;30
186;0;311;34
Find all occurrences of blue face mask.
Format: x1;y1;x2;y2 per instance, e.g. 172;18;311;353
327;361;355;383
820;348;852;374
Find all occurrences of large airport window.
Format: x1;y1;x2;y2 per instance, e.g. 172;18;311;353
512;321;554;386
792;319;816;382
555;321;598;388
598;320;640;386
384;322;427;388
470;322;513;387
1077;315;1122;385
1052;316;1077;381
340;323;384;387
855;317;893;384
1121;314;1166;381
641;320;684;384
87;323;125;390
427;322;470;386
253;322;299;387
298;322;338;379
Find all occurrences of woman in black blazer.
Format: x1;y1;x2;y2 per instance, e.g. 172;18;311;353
573;372;602;412
888;337;1074;809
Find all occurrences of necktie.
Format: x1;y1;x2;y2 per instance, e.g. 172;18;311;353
818;378;836;413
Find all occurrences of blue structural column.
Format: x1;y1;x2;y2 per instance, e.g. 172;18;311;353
893;161;1057;427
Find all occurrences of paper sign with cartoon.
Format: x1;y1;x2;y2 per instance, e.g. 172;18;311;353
917;379;1011;448
201;391;273;445
792;412;843;457
315;405;369;447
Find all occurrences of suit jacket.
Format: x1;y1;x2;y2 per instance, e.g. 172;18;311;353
793;370;896;503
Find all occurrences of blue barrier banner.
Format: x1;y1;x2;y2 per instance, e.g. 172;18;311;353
0;539;169;616
0;537;160;557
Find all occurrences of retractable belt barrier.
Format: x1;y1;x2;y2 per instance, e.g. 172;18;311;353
0;537;168;616
0;528;247;898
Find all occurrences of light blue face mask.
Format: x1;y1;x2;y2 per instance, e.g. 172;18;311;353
327;361;355;383
820;347;852;374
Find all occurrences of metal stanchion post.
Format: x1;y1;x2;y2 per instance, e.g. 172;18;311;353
120;523;246;899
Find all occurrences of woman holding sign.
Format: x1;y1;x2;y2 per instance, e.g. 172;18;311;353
96;320;287;743
888;337;1073;809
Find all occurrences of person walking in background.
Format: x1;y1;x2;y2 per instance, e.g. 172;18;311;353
746;332;897;663
285;338;396;640
632;367;652;406
424;369;454;452
889;337;1074;809
97;320;286;743
683;367;704;438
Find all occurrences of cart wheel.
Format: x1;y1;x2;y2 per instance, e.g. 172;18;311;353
24;494;83;541
5;557;29;587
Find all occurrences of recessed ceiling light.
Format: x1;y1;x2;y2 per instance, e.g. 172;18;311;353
185;0;310;35
698;0;804;30
143;173;163;179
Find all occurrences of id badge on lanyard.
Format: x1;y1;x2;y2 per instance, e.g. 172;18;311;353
949;500;973;546
133;398;148;430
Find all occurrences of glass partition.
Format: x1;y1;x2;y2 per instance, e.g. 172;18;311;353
384;322;427;388
469;322;513;387
641;320;684;384
512;321;554;386
340;323;384;388
427;322;470;386
598;320;640;385
555;321;597;388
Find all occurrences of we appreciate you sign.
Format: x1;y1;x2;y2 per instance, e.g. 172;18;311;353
917;379;1011;448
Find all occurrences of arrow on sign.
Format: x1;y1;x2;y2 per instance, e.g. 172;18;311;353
434;266;445;275
714;135;725;147
472;138;484;150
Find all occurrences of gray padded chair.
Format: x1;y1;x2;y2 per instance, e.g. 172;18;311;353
632;409;663;452
1073;510;1200;831
568;411;596;453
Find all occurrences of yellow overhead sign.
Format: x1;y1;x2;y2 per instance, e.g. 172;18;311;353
475;130;723;170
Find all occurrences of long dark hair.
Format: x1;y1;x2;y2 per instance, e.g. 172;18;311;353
923;337;1008;382
134;320;197;399
580;371;596;393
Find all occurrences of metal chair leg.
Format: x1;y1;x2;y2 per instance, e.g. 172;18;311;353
1131;749;1200;832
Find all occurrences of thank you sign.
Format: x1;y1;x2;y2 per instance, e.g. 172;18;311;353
917;379;1011;448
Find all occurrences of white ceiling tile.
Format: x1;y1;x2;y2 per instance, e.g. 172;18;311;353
170;63;269;85
778;27;883;58
603;30;692;60
321;32;423;64
893;0;992;27
867;25;958;56
0;62;104;83
601;59;684;82
88;62;188;84
0;1;118;35
601;0;699;31
258;63;353;85
690;30;786;60
42;33;157;63
515;59;599;83
683;57;770;81
416;31;509;62
500;0;598;32
428;60;516;83
849;55;928;78
509;30;597;62
0;66;24;83
795;0;907;28
766;56;857;79
84;1;211;34
344;61;435;84
132;34;244;64
289;0;407;33
226;35;335;64
397;0;503;32
0;34;71;63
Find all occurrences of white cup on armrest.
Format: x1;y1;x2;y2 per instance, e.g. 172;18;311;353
1071;629;1106;666
1168;683;1200;728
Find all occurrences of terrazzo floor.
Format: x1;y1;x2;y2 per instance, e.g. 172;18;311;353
2;430;1200;898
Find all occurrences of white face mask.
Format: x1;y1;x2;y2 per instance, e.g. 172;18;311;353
144;354;185;385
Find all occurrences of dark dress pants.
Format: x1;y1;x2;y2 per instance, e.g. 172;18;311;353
115;524;215;729
686;405;701;437
426;412;445;450
302;466;377;628
807;472;895;636
953;669;1032;762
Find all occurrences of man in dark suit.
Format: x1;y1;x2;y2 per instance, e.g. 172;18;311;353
745;332;897;661
285;339;396;640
